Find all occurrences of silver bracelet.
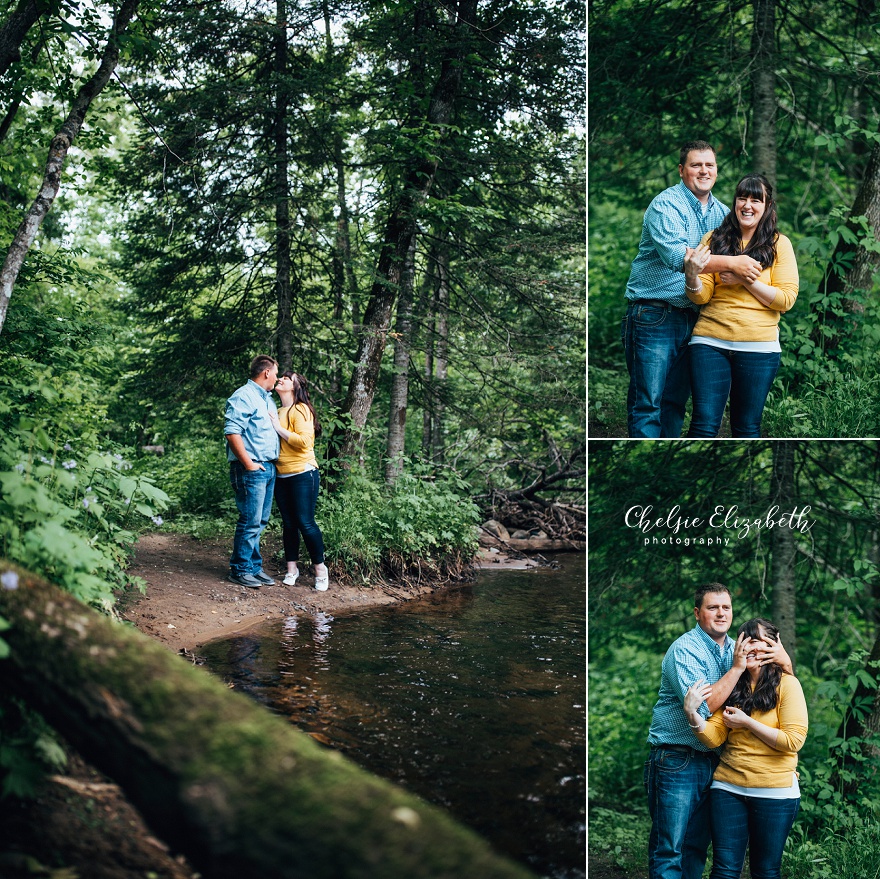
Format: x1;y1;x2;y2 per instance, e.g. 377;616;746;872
684;282;702;293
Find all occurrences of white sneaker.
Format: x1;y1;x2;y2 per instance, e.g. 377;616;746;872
282;571;299;586
314;573;329;592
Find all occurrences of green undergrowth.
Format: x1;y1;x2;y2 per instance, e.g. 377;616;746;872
143;442;481;587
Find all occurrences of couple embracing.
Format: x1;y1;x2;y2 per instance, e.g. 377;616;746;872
646;582;808;879
622;141;799;438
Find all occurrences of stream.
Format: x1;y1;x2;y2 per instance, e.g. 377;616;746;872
200;553;585;878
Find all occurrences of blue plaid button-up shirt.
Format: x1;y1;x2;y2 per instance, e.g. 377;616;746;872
646;624;735;750
224;380;280;464
625;181;729;309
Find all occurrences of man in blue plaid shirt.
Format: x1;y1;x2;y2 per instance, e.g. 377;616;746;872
622;142;764;437
644;583;792;879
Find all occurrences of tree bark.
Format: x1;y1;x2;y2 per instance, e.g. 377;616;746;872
0;0;141;336
0;0;46;76
0;561;534;879
822;139;880;317
430;241;451;464
274;0;293;371
326;0;477;467
770;440;797;664
384;237;416;484
750;0;777;190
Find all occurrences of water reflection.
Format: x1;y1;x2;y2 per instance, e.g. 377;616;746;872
202;555;585;879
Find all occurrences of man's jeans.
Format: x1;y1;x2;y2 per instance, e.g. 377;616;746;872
622;302;698;438
709;789;799;879
229;461;276;576
644;746;717;879
687;346;780;438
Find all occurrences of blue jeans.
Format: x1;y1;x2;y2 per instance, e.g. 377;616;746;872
644;746;717;879
622;302;698;438
229;461;276;576
709;789;799;879
687;345;780;438
274;469;325;565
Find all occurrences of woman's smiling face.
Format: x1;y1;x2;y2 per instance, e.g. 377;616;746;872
735;189;766;234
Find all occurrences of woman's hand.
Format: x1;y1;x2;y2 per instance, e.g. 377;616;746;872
684;680;711;733
718;270;746;285
684;244;711;281
721;705;752;730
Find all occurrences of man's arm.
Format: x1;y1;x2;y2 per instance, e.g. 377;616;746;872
226;433;264;471
704;253;762;281
705;634;748;713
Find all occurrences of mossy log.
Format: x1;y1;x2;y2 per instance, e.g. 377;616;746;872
478;535;586;552
0;561;534;879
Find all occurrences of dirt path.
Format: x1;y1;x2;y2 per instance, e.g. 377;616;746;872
0;532;535;878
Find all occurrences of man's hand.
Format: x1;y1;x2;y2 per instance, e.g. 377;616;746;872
732;631;750;670
731;254;762;282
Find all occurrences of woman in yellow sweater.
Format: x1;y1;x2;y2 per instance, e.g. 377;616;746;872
683;618;807;879
683;174;799;437
269;372;329;591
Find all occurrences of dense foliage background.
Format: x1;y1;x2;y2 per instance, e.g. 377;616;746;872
589;440;880;877
589;0;880;437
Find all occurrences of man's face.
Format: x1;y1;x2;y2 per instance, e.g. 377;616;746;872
257;364;278;389
678;149;717;201
694;591;732;640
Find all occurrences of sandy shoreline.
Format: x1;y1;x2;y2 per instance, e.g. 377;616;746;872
121;532;538;652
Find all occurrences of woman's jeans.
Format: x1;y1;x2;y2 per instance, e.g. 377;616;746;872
274;469;325;565
644;746;718;879
229;461;276;576
622;302;698;438
687;345;780;438
709;789;799;879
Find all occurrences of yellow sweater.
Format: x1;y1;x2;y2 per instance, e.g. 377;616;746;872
688;232;799;342
695;673;808;788
276;403;318;475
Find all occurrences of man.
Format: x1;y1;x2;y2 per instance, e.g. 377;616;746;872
645;583;792;879
622;141;763;437
224;355;281;589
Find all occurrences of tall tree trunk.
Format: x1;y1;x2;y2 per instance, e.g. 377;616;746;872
326;0;477;468
274;0;293;371
323;0;358;401
430;241;451;464
770;440;797;664
821;140;880;324
385;237;416;484
0;0;141;336
0;0;47;76
750;0;777;190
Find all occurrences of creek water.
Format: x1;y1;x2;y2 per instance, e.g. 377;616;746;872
200;553;585;878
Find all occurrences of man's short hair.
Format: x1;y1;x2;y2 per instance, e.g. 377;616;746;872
694;581;730;609
249;355;278;379
679;140;716;167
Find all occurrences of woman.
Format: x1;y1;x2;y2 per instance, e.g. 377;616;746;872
684;618;807;879
269;371;329;591
683;175;799;437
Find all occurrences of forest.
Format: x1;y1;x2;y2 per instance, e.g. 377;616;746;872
0;0;585;874
589;0;880;437
589;440;880;878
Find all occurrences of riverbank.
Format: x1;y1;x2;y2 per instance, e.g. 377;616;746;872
120;531;537;652
0;532;542;878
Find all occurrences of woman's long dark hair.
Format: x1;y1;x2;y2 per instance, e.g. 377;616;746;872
282;371;321;437
709;174;778;270
726;617;784;715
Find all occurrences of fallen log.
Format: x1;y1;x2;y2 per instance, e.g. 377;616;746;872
478;534;586;552
0;561;533;879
